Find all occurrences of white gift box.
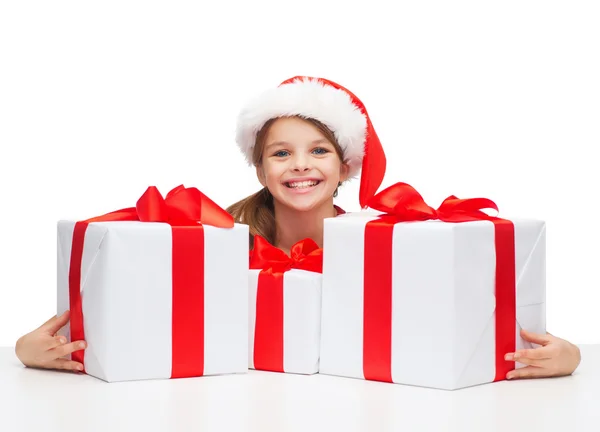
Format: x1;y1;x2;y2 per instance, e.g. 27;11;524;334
248;269;322;375
56;220;249;383
319;211;546;390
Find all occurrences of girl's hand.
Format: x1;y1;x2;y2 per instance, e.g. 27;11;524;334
504;328;581;380
15;310;86;372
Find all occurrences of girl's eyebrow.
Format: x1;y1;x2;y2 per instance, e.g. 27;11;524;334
266;139;332;151
265;141;288;150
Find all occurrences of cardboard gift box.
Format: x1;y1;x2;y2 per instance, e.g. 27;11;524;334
319;183;546;390
248;236;323;375
56;185;249;382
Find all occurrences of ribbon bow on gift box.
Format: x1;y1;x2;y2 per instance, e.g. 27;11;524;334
85;184;234;227
250;235;323;273
367;181;499;223
249;236;323;373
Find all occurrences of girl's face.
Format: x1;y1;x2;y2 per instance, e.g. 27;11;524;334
257;117;349;213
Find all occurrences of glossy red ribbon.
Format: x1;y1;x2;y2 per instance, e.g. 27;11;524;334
362;182;515;383
249;235;323;372
68;185;233;377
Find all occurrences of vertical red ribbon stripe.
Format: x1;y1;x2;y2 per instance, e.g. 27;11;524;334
253;270;285;372
363;219;394;383
68;222;89;368
493;220;516;381
171;226;205;378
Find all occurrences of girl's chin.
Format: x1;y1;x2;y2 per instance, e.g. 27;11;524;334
277;194;334;213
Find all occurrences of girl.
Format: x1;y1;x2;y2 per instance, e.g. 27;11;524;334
16;76;580;380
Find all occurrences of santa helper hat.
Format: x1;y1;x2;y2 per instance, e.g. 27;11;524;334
235;76;387;208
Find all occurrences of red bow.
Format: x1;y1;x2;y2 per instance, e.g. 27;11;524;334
366;182;499;223
84;185;234;228
250;235;323;274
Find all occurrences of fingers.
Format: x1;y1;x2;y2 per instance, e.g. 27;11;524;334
506;366;546;380
45;340;87;361
505;354;551;368
46;358;84;372
44;335;68;351
506;346;553;361
520;328;551;346
40;310;70;335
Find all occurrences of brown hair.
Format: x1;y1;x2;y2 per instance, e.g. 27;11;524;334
226;116;345;249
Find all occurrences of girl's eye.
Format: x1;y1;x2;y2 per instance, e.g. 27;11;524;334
273;150;290;157
312;147;329;155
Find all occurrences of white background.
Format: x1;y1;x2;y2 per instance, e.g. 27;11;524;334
0;1;598;346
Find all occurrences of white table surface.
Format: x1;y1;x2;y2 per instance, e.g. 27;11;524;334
1;345;599;432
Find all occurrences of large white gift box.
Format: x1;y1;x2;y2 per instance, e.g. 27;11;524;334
319;209;546;390
56;186;249;382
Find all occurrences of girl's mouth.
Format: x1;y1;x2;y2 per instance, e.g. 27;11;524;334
284;180;322;189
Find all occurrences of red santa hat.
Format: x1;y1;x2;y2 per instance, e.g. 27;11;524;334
235;76;387;208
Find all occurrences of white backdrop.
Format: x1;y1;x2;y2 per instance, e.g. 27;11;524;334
1;1;598;346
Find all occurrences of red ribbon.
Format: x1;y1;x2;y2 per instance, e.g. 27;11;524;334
362;182;515;383
68;185;233;377
249;235;323;372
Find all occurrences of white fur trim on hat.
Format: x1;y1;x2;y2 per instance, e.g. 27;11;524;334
235;77;368;179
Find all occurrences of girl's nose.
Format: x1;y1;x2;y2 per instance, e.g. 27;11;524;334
291;154;311;171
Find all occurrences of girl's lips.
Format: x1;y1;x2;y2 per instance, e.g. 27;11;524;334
283;180;323;194
282;178;323;186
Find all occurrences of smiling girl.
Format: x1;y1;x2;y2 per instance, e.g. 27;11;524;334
16;76;580;380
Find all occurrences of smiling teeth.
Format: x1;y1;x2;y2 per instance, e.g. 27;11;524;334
287;180;319;188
